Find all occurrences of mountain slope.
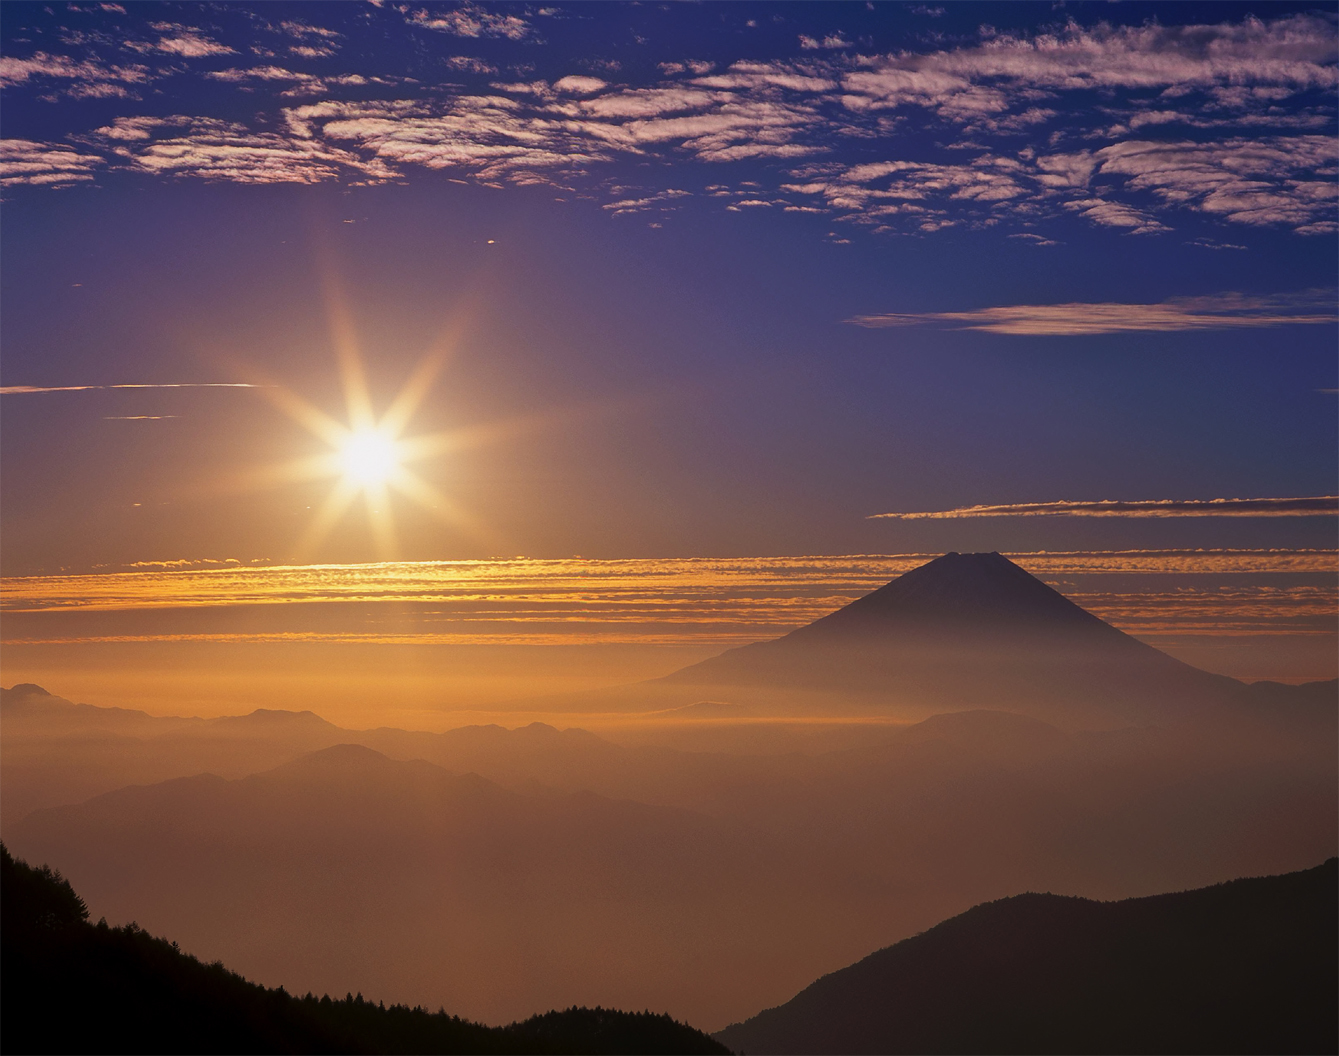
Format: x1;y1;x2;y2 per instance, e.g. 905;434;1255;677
715;857;1338;1055
1;843;727;1055
659;552;1249;726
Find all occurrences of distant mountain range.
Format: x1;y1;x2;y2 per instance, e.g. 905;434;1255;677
716;857;1338;1055
7;739;826;1029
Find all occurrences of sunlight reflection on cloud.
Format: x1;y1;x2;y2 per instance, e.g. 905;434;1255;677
4;551;1334;646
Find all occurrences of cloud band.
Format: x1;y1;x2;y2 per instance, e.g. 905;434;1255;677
871;497;1339;520
847;291;1338;336
0;383;260;395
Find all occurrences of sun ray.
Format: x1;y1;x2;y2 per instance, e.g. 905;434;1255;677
319;266;376;433
364;481;399;560
228;271;545;559
391;469;491;542
378;339;455;439
221;452;341;494
295;479;362;558
245;369;350;448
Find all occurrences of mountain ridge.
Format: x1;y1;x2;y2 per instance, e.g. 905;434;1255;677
715;857;1339;1055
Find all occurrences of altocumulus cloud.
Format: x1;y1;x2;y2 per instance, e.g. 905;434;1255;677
846;290;1339;336
871;497;1339;520
0;7;1334;238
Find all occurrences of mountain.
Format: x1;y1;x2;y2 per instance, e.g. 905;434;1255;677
5;744;836;1030
715;857;1338;1055
0;683;351;826
657;552;1293;727
8;703;1335;1032
1;843;727;1055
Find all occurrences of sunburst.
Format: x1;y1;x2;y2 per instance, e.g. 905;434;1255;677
241;276;493;561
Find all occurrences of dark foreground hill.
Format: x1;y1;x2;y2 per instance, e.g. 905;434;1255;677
716;858;1338;1055
1;844;728;1056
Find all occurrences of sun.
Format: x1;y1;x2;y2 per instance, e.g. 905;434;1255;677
337;428;402;488
239;271;533;559
248;322;485;559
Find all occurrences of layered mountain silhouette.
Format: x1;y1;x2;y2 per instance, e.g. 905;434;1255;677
657;551;1301;727
1;843;728;1055
716;857;1338;1055
7;743;840;1030
10;714;1335;1033
3;553;1334;1034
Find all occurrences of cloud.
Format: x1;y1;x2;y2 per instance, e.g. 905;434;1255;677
206;65;316;83
7;551;1331;646
0;382;261;395
1061;196;1168;234
87;116;397;183
658;61;714;76
444;56;497;74
303;97;604;184
843;15;1337;120
553;75;607;95
0;51;149;97
846;290;1338;335
693;60;836;93
799;34;852;51
0;139;104;186
602;188;691;216
277;20;341;41
407;5;532;41
870;497;1339;520
1089;136;1339;232
149;30;235;58
1;9;1333;239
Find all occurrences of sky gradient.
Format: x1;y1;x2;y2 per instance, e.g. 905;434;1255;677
2;1;1335;715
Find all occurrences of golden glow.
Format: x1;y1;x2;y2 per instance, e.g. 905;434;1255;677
4;553;1336;648
228;264;500;561
338;429;402;488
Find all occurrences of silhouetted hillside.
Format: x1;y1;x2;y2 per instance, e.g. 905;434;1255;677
716;858;1338;1055
1;843;728;1055
662;552;1257;726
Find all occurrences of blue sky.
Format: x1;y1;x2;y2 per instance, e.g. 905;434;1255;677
1;1;1336;573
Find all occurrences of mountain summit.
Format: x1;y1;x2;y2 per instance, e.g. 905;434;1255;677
786;552;1120;641
661;552;1234;726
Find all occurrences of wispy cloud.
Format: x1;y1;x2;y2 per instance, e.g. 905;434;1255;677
88;115;397;183
407;4;532;41
276;20;341;42
0;139;105;186
870;497;1339;520
2;9;1335;238
0;50;149;98
0;383;261;395
131;24;235;58
799;34;852;51
846;290;1338;335
4;552;1333;645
